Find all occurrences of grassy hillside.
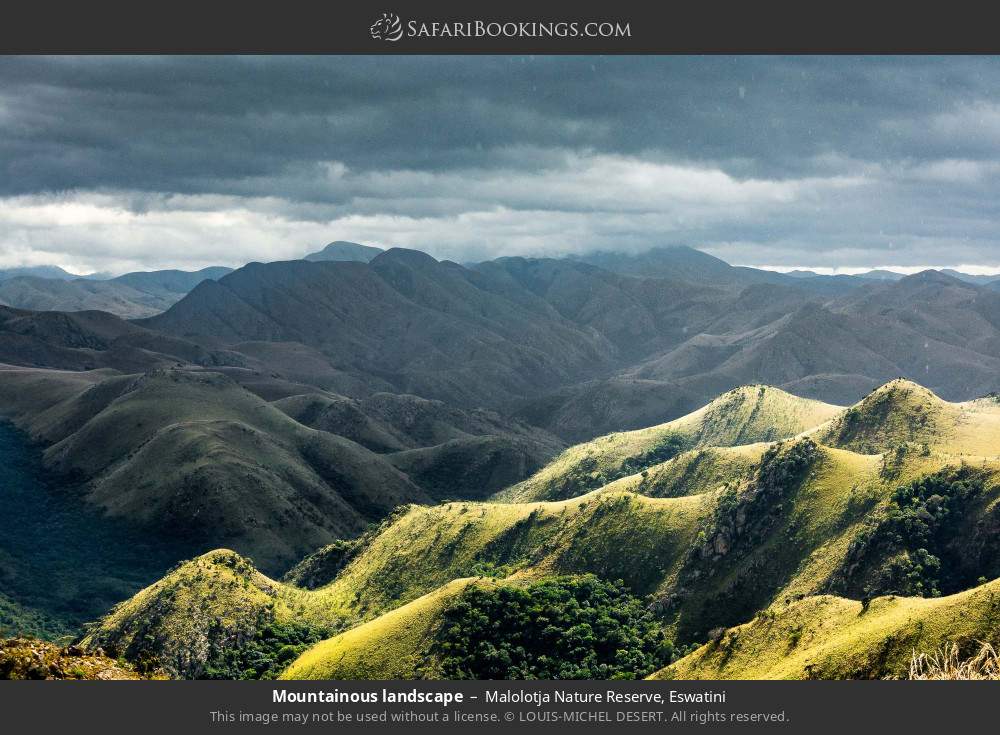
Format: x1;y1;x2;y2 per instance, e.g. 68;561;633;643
274;390;562;456
655;578;1000;680
81;379;1000;679
275;390;563;499
280;578;480;680
503;385;840;502
599;444;769;499
283;574;672;681
299;490;707;623
0;363;565;574
90;449;1000;677
815;379;1000;455
87;490;707;676
95;438;983;676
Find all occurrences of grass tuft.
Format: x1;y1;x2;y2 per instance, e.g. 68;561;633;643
908;641;1000;680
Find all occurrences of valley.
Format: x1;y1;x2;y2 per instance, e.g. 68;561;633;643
0;421;188;639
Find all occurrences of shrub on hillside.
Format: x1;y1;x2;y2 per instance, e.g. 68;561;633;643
835;468;996;598
432;575;672;679
202;620;328;680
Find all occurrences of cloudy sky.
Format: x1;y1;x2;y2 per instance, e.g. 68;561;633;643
4;55;1000;274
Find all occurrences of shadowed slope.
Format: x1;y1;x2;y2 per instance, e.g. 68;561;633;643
0;366;428;572
140;255;620;410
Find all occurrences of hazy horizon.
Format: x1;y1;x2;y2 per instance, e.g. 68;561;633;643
10;241;1000;280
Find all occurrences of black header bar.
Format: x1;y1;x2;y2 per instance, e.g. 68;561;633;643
2;0;999;54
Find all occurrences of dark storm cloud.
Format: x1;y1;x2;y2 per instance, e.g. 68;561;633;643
3;55;1000;272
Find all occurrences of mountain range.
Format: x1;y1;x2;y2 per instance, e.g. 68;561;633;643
3;246;1000;566
0;241;383;318
4;241;1000;679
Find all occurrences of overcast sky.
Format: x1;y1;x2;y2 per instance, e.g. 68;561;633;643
4;55;1000;274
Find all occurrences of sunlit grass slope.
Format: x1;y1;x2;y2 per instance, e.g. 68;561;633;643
87;491;709;676
280;578;486;680
282;437;1000;679
815;378;1000;456
599;444;768;498
503;385;840;502
303;490;708;622
654;577;1000;680
92;439;1000;677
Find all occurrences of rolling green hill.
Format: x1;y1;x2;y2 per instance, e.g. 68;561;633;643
502;385;841;502
0;363;564;577
78;378;1000;679
598;444;768;498
814;378;1000;455
81;550;313;678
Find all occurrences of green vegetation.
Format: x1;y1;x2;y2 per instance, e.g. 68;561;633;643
832;468;999;598
666;440;820;639
202;619;327;680
81;550;318;678
816;379;1000;456
280;579;479;680
281;539;365;590
603;444;767;499
0;592;68;641
0;368;429;574
74;379;1000;679
434;576;672;680
298;491;705;623
281;576;676;681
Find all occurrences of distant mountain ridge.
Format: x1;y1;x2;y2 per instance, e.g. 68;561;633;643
0;266;233;318
7;241;999;320
0;265;84;281
304;241;384;263
6;249;1000;443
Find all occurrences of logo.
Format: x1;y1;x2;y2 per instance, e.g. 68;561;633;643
370;12;404;42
